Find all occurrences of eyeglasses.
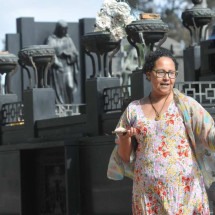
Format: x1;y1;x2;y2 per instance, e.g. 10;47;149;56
152;69;178;79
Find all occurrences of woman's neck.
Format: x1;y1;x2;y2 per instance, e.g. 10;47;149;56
149;91;173;103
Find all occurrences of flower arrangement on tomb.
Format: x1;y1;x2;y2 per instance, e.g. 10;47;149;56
94;0;136;41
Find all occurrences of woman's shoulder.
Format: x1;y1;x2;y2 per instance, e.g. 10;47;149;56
182;94;198;104
174;88;203;109
127;99;142;108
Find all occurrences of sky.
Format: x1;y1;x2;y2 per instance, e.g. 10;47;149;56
0;0;104;50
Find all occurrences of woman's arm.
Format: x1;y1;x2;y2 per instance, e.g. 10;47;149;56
116;127;136;163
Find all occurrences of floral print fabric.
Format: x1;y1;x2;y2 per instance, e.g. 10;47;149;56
117;100;210;214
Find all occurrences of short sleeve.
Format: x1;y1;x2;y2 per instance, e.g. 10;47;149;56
107;102;137;181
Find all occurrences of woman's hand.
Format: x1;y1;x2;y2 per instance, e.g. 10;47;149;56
115;127;137;144
115;127;137;162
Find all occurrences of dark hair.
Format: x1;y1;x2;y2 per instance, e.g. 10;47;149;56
142;48;178;74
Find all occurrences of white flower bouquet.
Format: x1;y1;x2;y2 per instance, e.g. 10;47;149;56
94;0;135;41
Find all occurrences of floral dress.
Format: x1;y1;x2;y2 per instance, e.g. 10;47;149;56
118;99;210;215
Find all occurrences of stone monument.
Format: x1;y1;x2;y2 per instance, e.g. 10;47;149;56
46;20;79;104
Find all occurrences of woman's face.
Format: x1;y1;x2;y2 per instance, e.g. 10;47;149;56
147;56;177;97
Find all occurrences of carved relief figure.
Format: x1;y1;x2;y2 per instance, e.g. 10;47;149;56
47;20;79;104
121;47;138;86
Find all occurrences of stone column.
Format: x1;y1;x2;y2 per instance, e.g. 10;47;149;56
85;77;120;136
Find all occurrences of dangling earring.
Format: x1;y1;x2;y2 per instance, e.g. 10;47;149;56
146;72;151;81
146;76;150;81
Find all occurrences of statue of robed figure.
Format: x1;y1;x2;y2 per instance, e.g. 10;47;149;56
47;20;79;104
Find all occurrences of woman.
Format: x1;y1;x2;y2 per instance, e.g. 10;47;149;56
107;48;215;214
